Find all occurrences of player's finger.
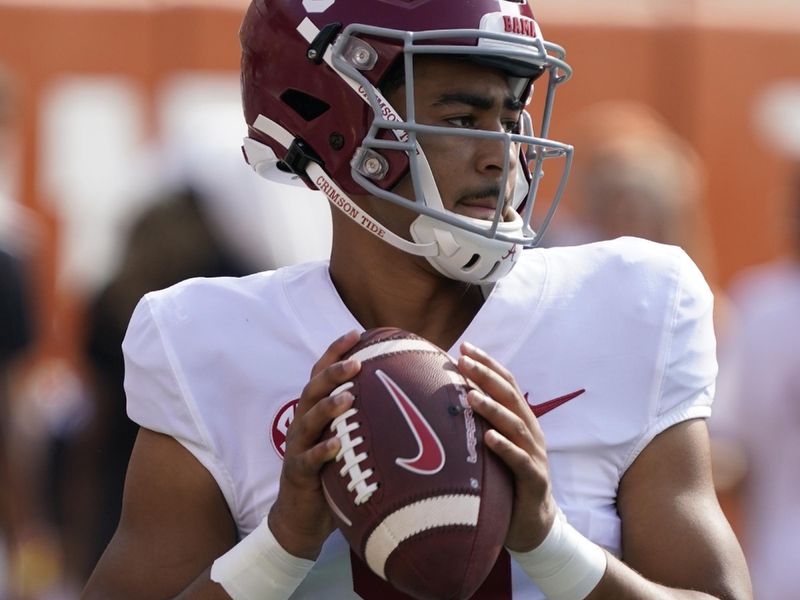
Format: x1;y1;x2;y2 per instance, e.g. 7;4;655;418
477;414;551;504
467;389;536;450
286;435;342;480
309;330;361;378
461;342;522;392
481;426;554;552
482;427;539;478
297;356;361;419
458;354;529;419
283;392;351;475
289;391;354;452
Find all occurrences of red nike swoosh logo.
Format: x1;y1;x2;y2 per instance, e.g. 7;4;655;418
525;389;585;417
375;369;446;475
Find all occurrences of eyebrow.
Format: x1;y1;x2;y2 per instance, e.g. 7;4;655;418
432;92;524;112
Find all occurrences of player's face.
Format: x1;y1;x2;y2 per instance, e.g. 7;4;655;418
385;56;524;223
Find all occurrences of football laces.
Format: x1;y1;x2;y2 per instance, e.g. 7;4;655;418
330;408;379;505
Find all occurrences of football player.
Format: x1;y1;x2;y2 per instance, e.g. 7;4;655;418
83;1;751;598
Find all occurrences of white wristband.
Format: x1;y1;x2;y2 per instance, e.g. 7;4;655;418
508;511;607;600
210;516;314;600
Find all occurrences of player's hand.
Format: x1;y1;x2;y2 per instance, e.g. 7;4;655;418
268;330;362;560
457;342;558;553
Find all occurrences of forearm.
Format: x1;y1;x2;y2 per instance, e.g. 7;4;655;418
509;511;750;600
585;553;747;600
84;517;314;600
172;567;233;600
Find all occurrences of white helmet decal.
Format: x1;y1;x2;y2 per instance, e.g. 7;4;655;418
302;0;336;14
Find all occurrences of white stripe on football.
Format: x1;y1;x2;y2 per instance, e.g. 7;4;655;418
349;338;441;364
364;494;481;579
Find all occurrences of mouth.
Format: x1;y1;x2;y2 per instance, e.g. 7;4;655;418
454;188;512;221
457;203;502;220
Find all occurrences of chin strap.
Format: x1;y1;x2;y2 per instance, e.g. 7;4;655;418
245;115;437;257
305;161;438;257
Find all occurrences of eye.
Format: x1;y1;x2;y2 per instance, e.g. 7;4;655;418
446;116;476;128
446;115;520;133
503;119;521;134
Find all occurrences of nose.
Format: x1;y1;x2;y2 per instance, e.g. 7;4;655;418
474;126;518;178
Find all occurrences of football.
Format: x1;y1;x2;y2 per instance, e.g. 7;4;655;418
319;327;514;600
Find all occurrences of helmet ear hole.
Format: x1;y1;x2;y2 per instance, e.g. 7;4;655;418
280;89;330;122
462;254;481;269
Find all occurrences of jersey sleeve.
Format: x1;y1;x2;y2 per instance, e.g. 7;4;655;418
623;248;717;471
122;292;237;513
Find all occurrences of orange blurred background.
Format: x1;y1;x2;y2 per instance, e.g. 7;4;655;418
1;0;799;369
0;3;799;593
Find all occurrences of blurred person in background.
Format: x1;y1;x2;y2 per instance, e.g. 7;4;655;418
61;52;333;581
78;184;251;578
0;247;35;598
0;65;31;558
548;101;715;276
0;63;40;600
546;101;731;334
75;131;331;580
711;82;800;600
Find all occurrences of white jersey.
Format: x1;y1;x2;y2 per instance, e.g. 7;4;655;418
123;236;716;599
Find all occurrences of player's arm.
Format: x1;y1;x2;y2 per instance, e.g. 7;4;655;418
82;427;238;599
458;343;752;600
587;417;751;599
83;331;361;599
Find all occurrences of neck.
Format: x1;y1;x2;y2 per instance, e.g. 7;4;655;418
328;213;484;351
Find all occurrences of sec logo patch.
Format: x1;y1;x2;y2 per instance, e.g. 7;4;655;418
270;399;299;458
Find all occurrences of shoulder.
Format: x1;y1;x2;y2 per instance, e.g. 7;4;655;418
521;237;710;310
122;260;331;371
540;236;695;278
137;260;328;326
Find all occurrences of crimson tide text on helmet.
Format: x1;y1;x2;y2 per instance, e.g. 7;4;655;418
240;0;572;284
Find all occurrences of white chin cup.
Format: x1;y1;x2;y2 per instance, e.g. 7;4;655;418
409;211;524;284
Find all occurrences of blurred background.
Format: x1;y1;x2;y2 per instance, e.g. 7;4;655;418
0;0;798;598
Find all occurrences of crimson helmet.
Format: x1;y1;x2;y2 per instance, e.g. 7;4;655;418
240;0;572;283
